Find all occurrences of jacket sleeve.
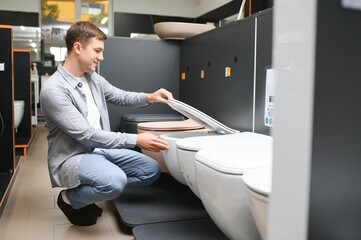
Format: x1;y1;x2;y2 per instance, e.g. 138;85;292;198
98;75;150;108
40;85;138;149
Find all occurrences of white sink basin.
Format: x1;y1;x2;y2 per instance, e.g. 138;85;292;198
154;22;215;40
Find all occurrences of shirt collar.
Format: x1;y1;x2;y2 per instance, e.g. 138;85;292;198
57;62;93;89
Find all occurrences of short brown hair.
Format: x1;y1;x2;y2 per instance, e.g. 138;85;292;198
65;21;107;52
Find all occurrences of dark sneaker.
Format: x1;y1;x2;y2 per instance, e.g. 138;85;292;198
84;204;103;217
57;191;98;226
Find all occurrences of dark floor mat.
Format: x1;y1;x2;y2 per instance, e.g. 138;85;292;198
113;173;209;227
133;218;229;240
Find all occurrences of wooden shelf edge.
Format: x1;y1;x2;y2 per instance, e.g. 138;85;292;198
0;165;20;216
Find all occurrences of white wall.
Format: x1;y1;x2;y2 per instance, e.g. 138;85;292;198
0;0;39;13
196;0;233;17
113;0;232;18
267;0;317;239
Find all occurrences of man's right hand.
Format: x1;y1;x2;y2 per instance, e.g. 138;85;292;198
136;132;169;152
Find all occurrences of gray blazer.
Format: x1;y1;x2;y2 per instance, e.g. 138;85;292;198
40;63;149;188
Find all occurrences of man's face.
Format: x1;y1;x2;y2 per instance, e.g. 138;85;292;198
78;37;104;73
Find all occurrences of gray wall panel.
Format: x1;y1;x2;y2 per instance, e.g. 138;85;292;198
99;37;180;131
309;1;361;239
180;17;256;132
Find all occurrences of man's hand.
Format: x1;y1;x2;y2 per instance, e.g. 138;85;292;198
146;88;173;104
136;132;169;152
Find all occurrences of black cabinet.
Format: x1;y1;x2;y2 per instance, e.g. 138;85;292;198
0;25;16;215
14;50;33;157
0;27;32;214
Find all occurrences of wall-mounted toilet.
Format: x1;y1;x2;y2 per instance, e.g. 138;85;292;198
137;118;206;173
14;100;25;129
175;132;272;198
243;166;272;240
195;145;273;240
160;131;218;185
158;99;239;186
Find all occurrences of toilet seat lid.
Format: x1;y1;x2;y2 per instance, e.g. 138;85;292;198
177;131;273;152
195;145;273;175
168;99;239;134
137;119;204;131
242;166;272;196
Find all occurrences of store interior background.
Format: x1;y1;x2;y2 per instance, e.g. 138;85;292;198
2;1;361;239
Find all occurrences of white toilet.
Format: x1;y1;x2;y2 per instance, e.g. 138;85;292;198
243;166;272;240
175;132;272;198
159;131;217;185
137;118;206;174
159;99;239;187
195;145;273;240
14;100;25;129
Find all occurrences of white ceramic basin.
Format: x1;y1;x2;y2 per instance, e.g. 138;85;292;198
14;100;25;128
154;22;215;40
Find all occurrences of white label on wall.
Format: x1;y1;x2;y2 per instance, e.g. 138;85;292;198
264;69;275;127
0;63;4;71
341;0;361;11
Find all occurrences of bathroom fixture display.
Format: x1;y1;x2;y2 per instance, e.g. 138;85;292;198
160;131;218;185
195;145;273;240
158;98;242;195
159;98;239;182
243;166;272;240
14;100;25;129
154;22;215;40
176;131;272;198
137;119;206;176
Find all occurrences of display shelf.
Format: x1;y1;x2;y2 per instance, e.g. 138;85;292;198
15;137;31;156
0;173;13;216
15;128;36;156
13;49;33;156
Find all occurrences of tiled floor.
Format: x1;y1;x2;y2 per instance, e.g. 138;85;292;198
0;126;134;240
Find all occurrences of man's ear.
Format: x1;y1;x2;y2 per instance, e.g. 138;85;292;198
73;42;82;54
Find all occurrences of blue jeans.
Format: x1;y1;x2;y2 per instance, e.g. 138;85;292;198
66;149;160;209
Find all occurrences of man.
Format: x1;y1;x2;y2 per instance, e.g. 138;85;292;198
40;21;173;226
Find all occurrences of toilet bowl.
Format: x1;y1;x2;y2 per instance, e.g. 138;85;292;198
158;99;239;188
175;132;272;198
160;131;218;185
195;144;273;240
14;100;25;129
243;166;272;240
137;119;207;174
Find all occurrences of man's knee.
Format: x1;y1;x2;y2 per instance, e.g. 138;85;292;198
94;174;127;198
149;159;161;176
144;160;161;185
148;168;161;185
